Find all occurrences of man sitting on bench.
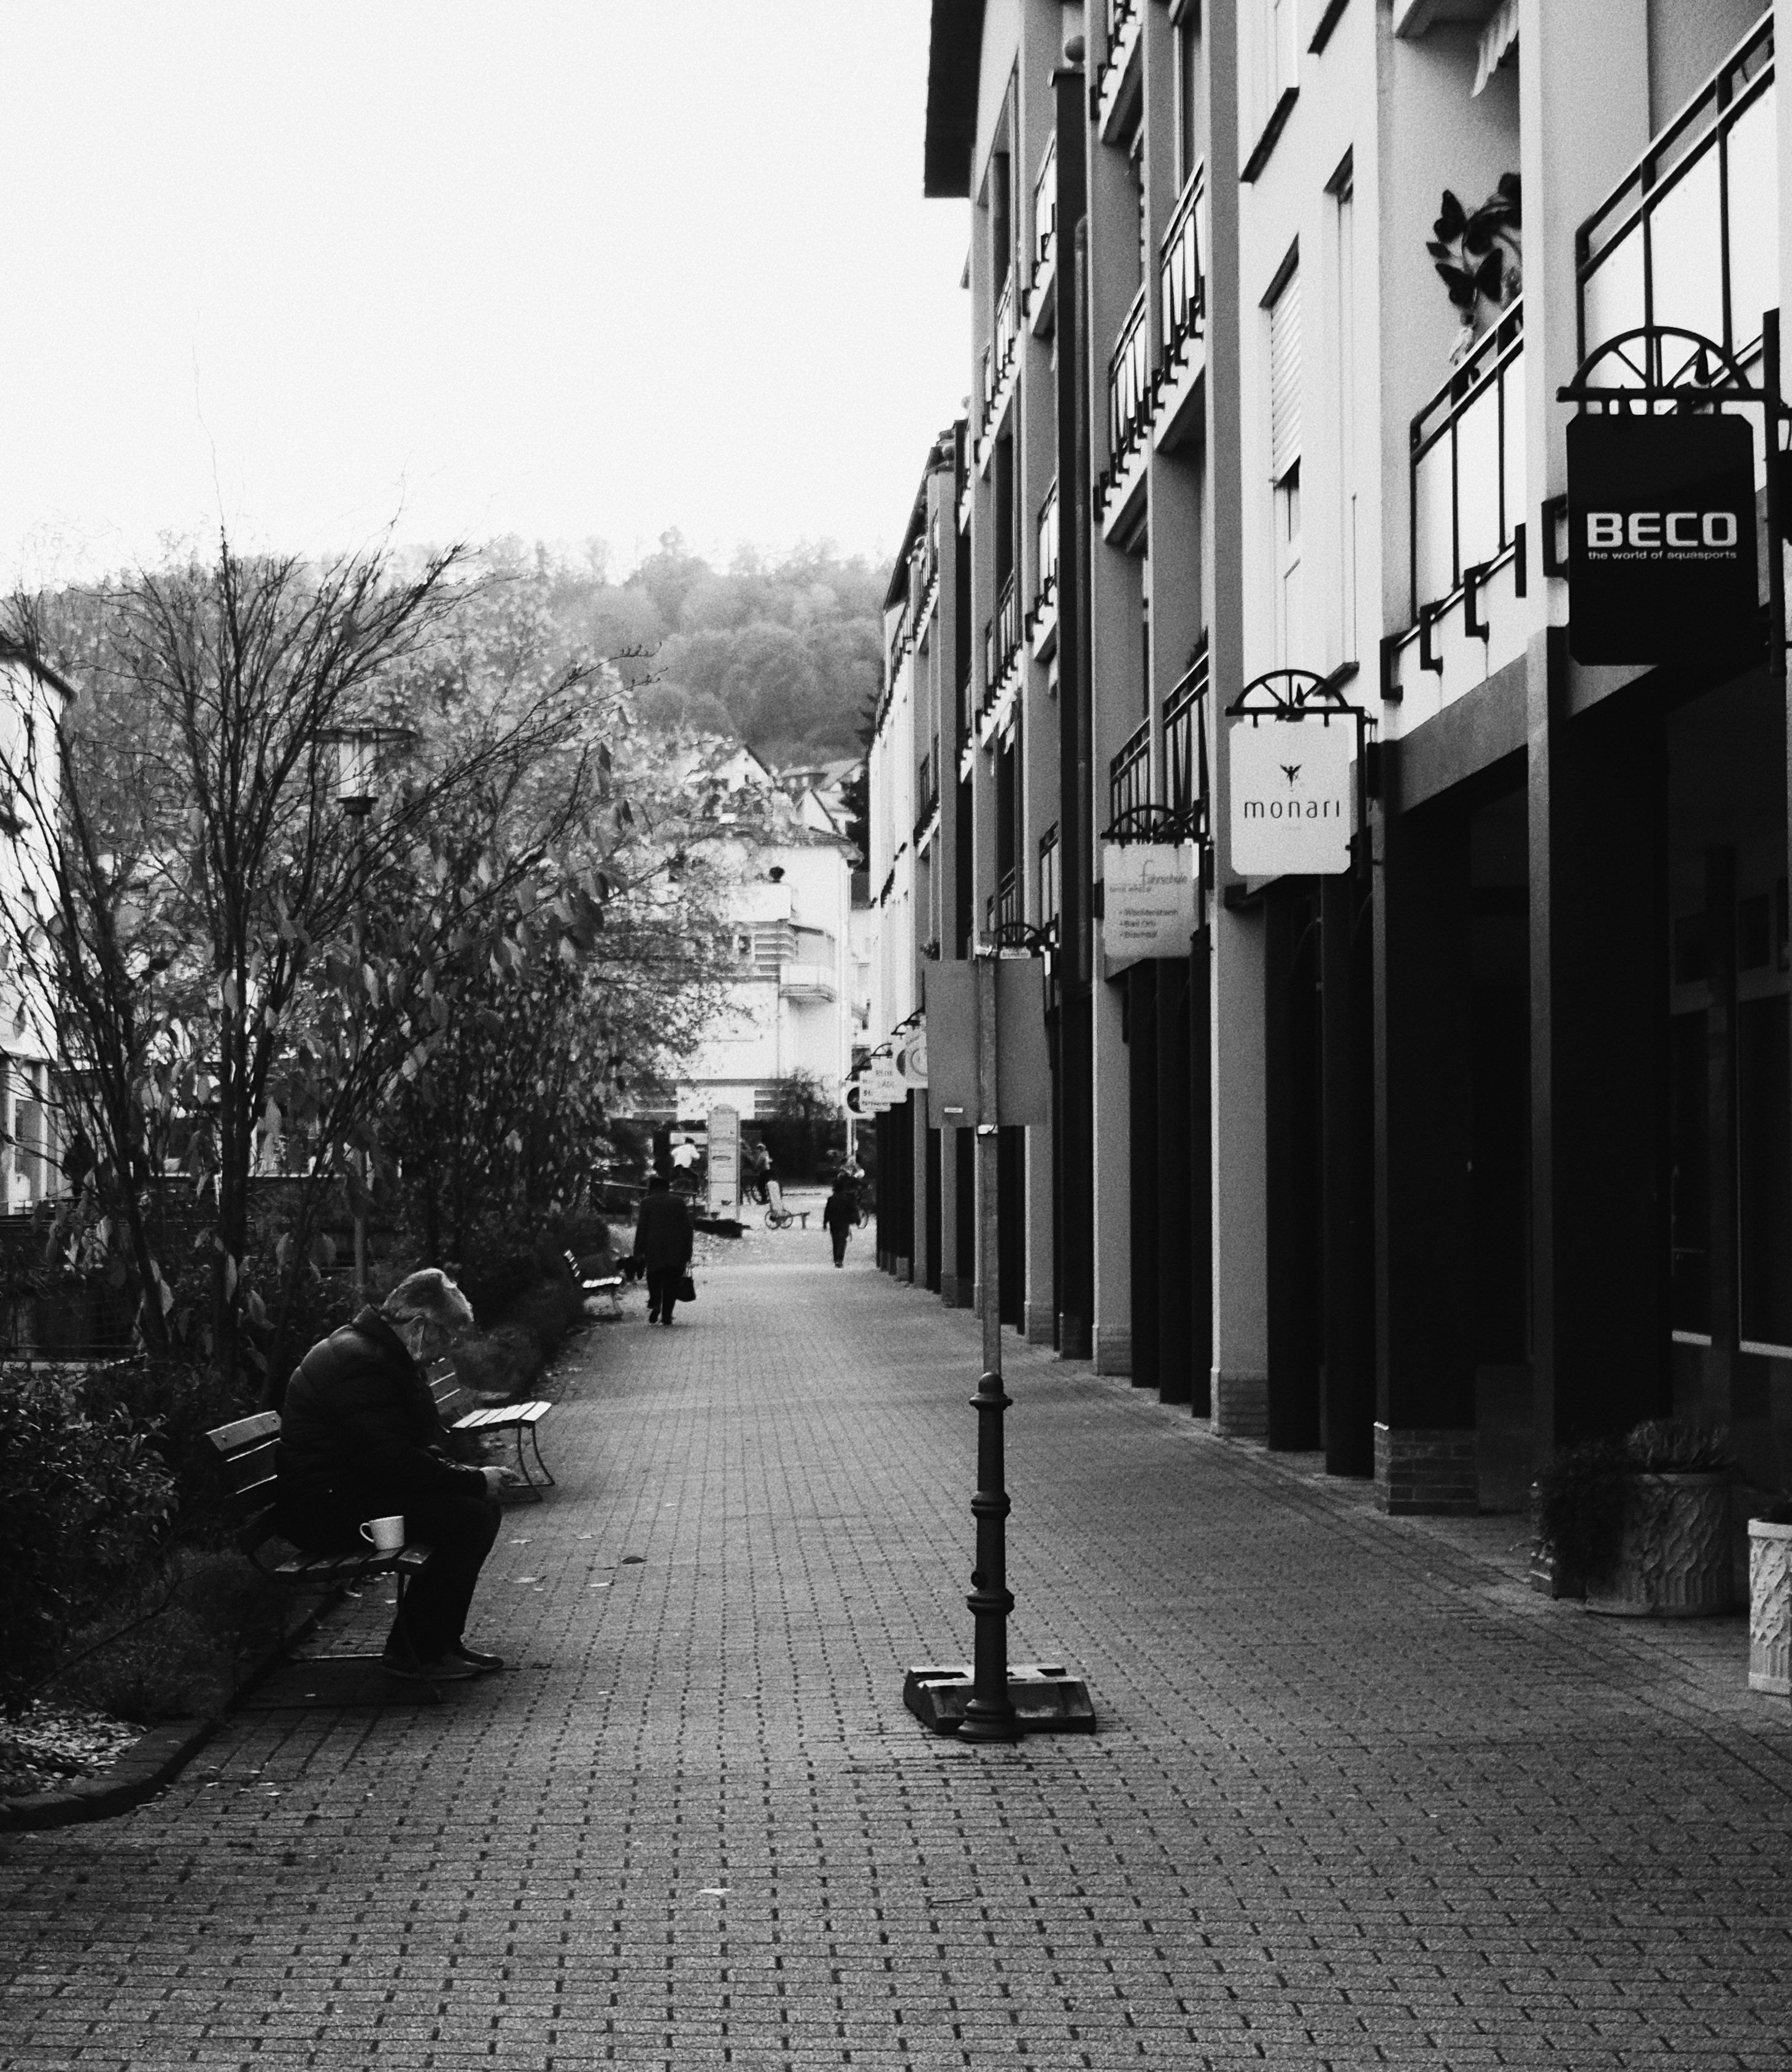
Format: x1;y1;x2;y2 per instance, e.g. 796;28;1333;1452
276;1269;519;1681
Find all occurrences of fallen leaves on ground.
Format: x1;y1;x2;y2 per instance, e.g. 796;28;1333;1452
1;1701;141;1800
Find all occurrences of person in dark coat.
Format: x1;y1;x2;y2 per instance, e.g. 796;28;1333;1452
822;1172;860;1267
634;1172;694;1324
276;1268;517;1680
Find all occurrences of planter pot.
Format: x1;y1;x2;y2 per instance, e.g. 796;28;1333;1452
1748;1519;1792;1693
1583;1471;1732;1618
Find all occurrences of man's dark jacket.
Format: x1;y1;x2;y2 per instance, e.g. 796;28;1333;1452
633;1189;694;1272
278;1307;485;1511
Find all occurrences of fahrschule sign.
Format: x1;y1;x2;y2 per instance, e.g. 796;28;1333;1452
1567;413;1757;665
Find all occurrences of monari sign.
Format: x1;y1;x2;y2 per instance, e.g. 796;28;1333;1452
1228;716;1355;877
1567;414;1757;666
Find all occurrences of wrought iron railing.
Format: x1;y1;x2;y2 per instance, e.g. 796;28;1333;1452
991;571;1021;689
1108;719;1150;827
1409;302;1525;619
1105;0;1137;44
1038;827;1060;938
958;663;973;743
1164;651;1209;829
1579;14;1776;366
1033;134;1057;279
1160;164;1206;362
1036;481;1059;608
913;751;938;846
983;268;1021;431
1108;287;1152;471
987;865;1021;937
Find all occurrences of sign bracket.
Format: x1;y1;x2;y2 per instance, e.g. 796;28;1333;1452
1225;665;1374;881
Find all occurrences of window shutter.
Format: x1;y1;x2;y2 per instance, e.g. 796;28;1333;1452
1269;269;1302;482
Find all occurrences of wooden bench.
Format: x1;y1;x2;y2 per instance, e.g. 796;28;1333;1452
565;1247;624;1319
203;1410;446;1698
428;1362;555;1501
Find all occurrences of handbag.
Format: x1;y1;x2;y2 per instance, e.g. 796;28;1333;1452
678;1273;697;1303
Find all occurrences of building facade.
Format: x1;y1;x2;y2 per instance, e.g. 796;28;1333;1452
867;0;1792;1508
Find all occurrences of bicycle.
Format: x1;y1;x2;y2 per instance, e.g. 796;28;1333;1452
762;1180;794;1231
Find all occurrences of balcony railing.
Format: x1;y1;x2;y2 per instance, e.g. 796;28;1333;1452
913;750;939;846
1108;287;1152;471
1164;651;1209;830
987;571;1021;696
1160;164;1206;363
983;268;1021;431
1033;134;1057;279
1580;14;1775;368
1038;827;1060;938
958;662;973;744
1105;0;1137;42
1108;719;1150;829
1036;481;1059;607
1410;303;1525;619
987;865;1021;938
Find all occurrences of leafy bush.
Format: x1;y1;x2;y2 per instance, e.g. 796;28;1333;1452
1536;1419;1735;1585
53;1547;285;1724
0;1367;177;1715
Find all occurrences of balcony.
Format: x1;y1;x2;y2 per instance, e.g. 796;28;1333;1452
1038;827;1060;939
1411;303;1526;617
958;662;973;748
1580;14;1777;373
779;962;837;1003
1385;303;1533;716
1108;719;1150;830
983;572;1022;723
1160;166;1206;365
979;266;1022;448
1164;651;1209;832
1031;133;1058;327
913;750;940;848
1099;287;1153;529
1029;479;1060;658
986;865;1021;939
1097;0;1143;139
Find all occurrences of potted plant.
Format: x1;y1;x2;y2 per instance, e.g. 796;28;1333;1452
1535;1419;1735;1617
1748;1496;1792;1693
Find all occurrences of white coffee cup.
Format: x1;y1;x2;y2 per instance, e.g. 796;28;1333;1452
360;1514;404;1552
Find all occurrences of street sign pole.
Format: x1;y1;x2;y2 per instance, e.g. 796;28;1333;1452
959;948;1019;1741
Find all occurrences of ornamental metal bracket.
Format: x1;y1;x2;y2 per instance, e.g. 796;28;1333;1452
983;919;1057;960
1100;802;1203;846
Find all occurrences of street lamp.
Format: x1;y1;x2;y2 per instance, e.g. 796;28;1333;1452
323;722;411;1302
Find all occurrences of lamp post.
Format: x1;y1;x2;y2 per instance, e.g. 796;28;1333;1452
326;724;409;1304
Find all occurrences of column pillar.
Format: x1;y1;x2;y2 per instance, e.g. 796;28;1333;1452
1374;795;1477;1512
1321;872;1377;1475
1156;954;1194;1402
1127;961;1161;1390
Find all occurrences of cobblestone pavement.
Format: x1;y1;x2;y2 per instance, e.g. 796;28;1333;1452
5;1238;1792;2070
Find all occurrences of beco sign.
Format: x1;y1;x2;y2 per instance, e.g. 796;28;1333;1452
1567;414;1757;665
1229;716;1354;877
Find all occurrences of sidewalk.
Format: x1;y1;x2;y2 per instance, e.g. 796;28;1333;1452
3;1239;1791;2070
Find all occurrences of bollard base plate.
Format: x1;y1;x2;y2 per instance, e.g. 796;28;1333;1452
903;1663;1096;1736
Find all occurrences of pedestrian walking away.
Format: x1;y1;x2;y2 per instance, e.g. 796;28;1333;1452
635;1170;695;1323
274;1268;519;1681
822;1169;860;1267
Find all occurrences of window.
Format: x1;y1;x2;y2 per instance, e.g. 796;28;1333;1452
1269;265;1303;663
1333;162;1358;661
1175;11;1202;187
1251;0;1299;139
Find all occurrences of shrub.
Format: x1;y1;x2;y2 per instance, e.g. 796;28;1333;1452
1535;1418;1735;1585
0;1366;177;1716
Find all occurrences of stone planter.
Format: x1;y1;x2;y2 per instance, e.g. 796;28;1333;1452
1583;1471;1732;1617
1748;1519;1792;1693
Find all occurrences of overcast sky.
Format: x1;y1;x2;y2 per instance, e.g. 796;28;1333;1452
0;2;971;589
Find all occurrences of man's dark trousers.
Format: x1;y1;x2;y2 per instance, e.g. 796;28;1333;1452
646;1268;682;1323
283;1490;501;1656
830;1230;849;1266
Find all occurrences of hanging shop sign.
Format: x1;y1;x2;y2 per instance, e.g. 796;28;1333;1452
922;960;1051;1128
894;1027;929;1088
1228;714;1355;877
1100;842;1198;976
844;1078;865;1116
866;1053;905;1110
705;1105;740;1217
1566;412;1757;665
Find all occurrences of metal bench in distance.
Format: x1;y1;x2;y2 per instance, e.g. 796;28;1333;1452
203;1410;446;1699
428;1362;555;1500
565;1246;624;1318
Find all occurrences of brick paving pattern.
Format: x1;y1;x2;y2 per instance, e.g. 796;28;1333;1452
4;1236;1791;2068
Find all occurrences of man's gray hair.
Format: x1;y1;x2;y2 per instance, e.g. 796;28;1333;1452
382;1268;475;1332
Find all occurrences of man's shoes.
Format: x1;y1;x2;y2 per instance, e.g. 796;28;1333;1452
380;1650;478;1682
646;1309;660;1323
448;1641;505;1672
